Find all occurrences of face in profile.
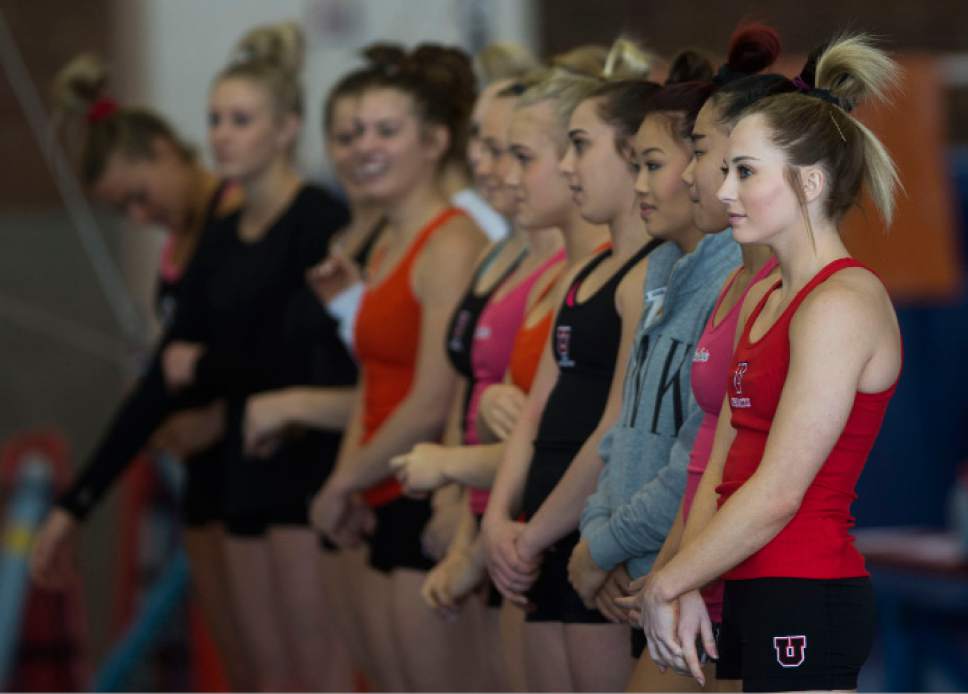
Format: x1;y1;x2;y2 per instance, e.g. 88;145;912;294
476;93;518;217
683;100;731;233
350;87;445;205
504;100;572;230
633;113;696;241
560;96;638;225
326;94;366;202
93;140;191;231
717;112;804;245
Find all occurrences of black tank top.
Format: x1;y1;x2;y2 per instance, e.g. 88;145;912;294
534;238;662;449
353;217;386;270
445;238;526;378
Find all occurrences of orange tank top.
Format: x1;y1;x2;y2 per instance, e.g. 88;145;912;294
354;207;464;507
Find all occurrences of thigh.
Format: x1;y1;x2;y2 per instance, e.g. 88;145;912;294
522;621;573;692
565;622;635;692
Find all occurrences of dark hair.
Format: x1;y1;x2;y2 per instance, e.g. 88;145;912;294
52;54;193;185
649;25;781;138
355;42;478;166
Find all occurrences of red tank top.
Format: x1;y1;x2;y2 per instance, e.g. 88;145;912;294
355;207;464;507
716;258;900;580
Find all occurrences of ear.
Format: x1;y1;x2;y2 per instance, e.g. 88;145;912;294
277;113;303;151
421;123;450;163
800;164;826;205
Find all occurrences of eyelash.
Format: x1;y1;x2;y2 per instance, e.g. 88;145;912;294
693;149;705;159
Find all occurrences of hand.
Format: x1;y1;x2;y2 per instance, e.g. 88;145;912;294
150;400;225;457
421;487;463;561
618;572;688;677
481;516;540;606
389;443;450;498
421;547;486;620
673;589;717;686
594;563;632;624
310;475;355;542
306;248;361;306
477;384;526;442
30;509;78;591
566;537;609;607
243;390;295;457
162;342;205;391
328;495;376;548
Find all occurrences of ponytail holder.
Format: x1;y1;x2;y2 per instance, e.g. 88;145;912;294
791;74;849;111
87;97;119;124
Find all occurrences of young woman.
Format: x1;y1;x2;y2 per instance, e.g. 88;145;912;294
632;36;902;693
480;42;659;691
309;44;489;692
390;73;566;690
567;48;742;680
30;54;250;688
158;23;355;691
606;26;783;692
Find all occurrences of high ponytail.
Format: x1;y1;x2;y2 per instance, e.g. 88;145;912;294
737;34;901;225
218;21;305;117
51;54;192;185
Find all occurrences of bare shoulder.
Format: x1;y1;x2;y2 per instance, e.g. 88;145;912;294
616;258;650;318
794;267;893;335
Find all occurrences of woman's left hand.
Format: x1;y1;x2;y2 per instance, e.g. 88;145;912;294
161;341;205;391
389;443;449;498
566;537;609;607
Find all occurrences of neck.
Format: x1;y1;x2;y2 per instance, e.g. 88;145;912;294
671;223;705;254
559;208;609;261
174;164;217;237
771;219;848;291
608;199;652;259
739;242;775;276
238;158;301;240
384;175;448;241
525;225;564;260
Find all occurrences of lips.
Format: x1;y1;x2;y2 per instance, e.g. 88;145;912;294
728;212;747;225
639;203;656;219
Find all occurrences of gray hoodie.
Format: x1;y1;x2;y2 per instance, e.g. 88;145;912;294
580;230;741;579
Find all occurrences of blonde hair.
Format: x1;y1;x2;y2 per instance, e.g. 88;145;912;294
51;53;193;185
218;21;304;117
742;34;901;225
551;44;610;77
518;38;654;152
476;42;540;85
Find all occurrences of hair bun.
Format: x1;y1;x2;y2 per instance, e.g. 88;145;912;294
726;23;781;76
551;45;610;78
666;49;714;85
475;42;539;85
602;37;655;81
51;53;109;115
814;34;899;110
361;42;407;71
231;21;304;75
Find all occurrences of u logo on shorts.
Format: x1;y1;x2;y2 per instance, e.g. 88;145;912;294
773;635;807;667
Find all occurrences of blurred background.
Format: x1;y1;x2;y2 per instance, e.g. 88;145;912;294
0;0;965;691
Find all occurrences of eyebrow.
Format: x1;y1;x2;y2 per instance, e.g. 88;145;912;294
639;146;663;157
690;133;706;142
730;155;760;163
567;128;588;138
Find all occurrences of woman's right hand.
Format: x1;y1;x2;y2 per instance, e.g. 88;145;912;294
30;508;78;590
477;384;527;442
306;247;361;306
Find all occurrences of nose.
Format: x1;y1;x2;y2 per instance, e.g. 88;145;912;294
558;144;576;177
717;167;737;205
504;158;521;189
634;164;650;197
682;157;696;187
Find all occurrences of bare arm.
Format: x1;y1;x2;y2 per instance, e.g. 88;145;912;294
519;263;647;555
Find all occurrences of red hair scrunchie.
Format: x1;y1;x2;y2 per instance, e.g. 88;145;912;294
86;97;119;124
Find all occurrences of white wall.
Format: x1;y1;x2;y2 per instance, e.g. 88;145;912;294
114;0;536;184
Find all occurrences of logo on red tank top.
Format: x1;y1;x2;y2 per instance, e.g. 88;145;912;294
773;635;807;668
730;361;751;409
693;347;710;363
556;325;575;368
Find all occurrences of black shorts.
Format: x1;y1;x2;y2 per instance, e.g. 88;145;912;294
224;503;309;537
717;577;875;692
180;448;226;527
366;496;435;574
525;529;608;624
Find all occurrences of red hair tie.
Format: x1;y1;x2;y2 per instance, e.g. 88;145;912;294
86;97;119;124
